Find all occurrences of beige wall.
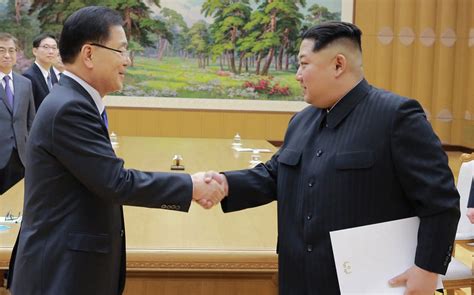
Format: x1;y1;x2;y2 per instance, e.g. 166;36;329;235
355;0;474;148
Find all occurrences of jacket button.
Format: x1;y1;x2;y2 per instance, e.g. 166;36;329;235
308;182;313;187
307;245;313;252
306;215;312;220
120;229;124;237
316;150;323;157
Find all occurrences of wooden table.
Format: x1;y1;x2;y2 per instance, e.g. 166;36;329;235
0;137;279;295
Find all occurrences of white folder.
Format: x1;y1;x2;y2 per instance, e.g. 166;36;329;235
330;217;443;294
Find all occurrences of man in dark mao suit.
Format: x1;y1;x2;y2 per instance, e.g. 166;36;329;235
0;33;35;194
204;22;460;294
7;6;223;295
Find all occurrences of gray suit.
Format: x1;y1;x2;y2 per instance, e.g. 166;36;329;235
0;72;35;193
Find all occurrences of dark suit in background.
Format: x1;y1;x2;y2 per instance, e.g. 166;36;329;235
8;75;193;295
23;63;50;110
0;72;35;193
221;79;460;294
467;179;474;208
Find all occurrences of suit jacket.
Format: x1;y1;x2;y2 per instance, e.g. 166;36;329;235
23;63;50;110
0;72;35;168
221;79;460;294
8;75;193;295
467;179;474;207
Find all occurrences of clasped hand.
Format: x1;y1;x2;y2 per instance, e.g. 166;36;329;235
191;171;228;209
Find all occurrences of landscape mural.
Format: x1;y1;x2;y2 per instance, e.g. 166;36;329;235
0;0;341;100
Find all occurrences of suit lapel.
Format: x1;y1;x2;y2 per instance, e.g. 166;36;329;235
50;68;58;85
0;78;13;114
33;63;49;93
12;73;24;116
60;76;110;137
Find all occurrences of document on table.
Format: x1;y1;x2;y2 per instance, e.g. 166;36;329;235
330;217;442;294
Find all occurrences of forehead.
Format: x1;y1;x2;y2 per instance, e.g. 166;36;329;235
39;37;57;46
105;26;128;46
0;39;16;48
298;39;317;59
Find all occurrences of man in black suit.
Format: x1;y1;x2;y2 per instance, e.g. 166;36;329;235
23;33;58;110
0;33;35;194
203;22;460;294
7;6;223;295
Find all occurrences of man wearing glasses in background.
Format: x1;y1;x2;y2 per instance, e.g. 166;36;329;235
23;33;58;110
0;33;35;194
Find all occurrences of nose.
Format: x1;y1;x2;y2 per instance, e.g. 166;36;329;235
124;56;131;67
295;67;302;81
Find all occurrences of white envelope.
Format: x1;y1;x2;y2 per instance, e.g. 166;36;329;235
330;217;443;294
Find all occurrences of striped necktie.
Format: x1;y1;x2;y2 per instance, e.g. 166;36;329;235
46;74;53;90
3;75;14;109
101;109;108;129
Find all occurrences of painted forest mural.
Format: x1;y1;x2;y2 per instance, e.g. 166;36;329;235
0;0;341;100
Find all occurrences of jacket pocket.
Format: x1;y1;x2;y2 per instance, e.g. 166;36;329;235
278;149;301;166
335;151;375;170
67;232;110;254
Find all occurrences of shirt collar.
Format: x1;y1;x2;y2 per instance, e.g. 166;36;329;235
62;70;105;115
0;71;13;81
324;79;371;129
35;61;51;81
52;67;61;76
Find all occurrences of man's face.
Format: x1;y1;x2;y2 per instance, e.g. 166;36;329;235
296;39;338;108
0;39;17;74
33;37;58;67
90;25;130;96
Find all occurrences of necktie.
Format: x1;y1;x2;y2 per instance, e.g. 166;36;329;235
47;74;53;90
3;75;14;109
101;109;108;129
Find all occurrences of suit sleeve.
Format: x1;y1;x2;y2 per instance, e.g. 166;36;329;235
51;102;192;211
220;150;279;212
391;99;460;274
220;114;300;212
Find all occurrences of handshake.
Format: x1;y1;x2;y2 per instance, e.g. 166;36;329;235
191;171;228;209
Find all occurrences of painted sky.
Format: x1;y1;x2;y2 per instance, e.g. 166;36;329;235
157;0;342;27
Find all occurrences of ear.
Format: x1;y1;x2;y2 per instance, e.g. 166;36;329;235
81;44;94;69
32;47;38;57
334;54;347;77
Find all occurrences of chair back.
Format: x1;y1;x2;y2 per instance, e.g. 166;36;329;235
456;153;474;240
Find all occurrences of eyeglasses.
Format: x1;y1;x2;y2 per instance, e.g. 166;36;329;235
38;45;58;51
88;43;130;59
0;47;17;55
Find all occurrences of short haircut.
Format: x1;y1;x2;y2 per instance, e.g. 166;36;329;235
0;32;18;48
301;21;362;53
59;6;124;64
32;33;56;48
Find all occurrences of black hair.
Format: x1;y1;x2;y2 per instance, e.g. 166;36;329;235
32;33;56;48
301;21;362;52
59;6;124;63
